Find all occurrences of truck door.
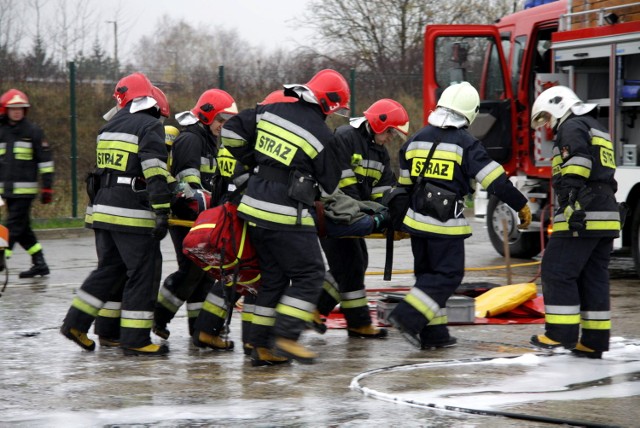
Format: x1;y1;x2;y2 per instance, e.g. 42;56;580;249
424;25;514;164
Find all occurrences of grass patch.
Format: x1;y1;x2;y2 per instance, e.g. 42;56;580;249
32;217;85;230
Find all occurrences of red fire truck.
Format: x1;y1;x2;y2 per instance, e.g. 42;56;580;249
423;0;640;274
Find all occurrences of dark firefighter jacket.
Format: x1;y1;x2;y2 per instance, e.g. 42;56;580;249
398;124;527;238
0;117;54;198
334;119;396;202
221;100;341;232
550;114;620;238
170;123;219;193
89;104;172;234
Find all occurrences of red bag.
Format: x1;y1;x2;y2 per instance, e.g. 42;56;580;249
182;202;260;295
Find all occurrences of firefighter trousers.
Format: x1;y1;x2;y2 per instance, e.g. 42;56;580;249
248;226;325;348
317;236;371;328
389;236;464;343
541;236;613;351
5;197;41;255
154;225;211;335
62;228;163;348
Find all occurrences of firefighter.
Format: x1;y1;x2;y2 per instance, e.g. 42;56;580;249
529;85;620;359
153;89;238;351
193;89;298;358
313;99;409;338
93;85;173;348
0;89;54;278
60;72;173;356
221;69;350;365
388;82;531;350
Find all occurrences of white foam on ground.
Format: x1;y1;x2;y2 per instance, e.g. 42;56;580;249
384;338;640;410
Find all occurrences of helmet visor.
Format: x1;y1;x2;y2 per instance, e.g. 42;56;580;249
332;106;350;117
531;111;552;129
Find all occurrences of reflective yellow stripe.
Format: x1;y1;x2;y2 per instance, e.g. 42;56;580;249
427;315;447;326
591;136;613;149
252;314;276;326
552;220;620;232
353;166;382;181
403;216;472;236
561;165;590;178
157;294;179;313
276;303;313;322
339;177;358;188
238;203;315;227
71;297;100;317
241;312;253;322
26;243;42;255
121;318;153;328
39;166;54;173
143;167;171;179
220;136;245;148
398;176;413;185
480;166;504;189
97;308;120;318
581;319;611;330
97;140;139;153
13;188;39;195
258;121;319;159
341;297;368;309
92;212;155;228
187;308;201;318
405;294;436;320
202;300;227;319
545;313;581;324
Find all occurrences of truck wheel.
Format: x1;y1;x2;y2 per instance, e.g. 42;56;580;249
632;200;640;277
486;195;541;259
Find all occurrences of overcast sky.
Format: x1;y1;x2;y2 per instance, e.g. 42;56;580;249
20;0;315;62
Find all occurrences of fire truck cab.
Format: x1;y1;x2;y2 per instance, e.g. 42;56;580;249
423;0;640;276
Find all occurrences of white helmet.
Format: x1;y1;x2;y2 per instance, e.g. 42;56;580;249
436;82;480;125
530;85;597;129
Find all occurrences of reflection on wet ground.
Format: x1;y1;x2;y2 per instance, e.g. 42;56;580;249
0;223;637;427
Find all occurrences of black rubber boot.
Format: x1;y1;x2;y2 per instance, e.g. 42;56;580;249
19;251;49;278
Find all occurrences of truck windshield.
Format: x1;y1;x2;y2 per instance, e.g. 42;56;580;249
434;36;507;102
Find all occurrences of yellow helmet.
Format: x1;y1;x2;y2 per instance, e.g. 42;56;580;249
164;125;180;147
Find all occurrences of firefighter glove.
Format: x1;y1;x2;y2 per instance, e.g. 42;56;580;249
517;204;531;230
151;210;169;240
564;202;586;231
40;188;53;204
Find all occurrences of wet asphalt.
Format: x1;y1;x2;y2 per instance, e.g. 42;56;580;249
0;218;638;427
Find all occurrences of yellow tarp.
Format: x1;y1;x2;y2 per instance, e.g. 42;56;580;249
474;282;538;318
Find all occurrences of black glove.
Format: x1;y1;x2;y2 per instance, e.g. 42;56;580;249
151;210;169;240
568;208;586;231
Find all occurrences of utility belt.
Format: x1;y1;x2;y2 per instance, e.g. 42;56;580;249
257;165;319;225
87;172;147;204
412;182;464;222
100;173;147;192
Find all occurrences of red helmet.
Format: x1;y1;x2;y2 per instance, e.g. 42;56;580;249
191;89;238;125
1;89;30;115
152;86;170;118
305;69;350;116
364;99;410;135
113;72;154;108
259;90;298;105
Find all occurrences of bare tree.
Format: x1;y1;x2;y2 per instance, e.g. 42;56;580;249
300;0;515;75
46;0;100;66
0;0;27;53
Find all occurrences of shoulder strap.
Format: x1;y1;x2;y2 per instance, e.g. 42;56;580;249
416;131;441;186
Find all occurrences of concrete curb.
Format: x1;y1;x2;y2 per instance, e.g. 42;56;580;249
36;228;93;240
